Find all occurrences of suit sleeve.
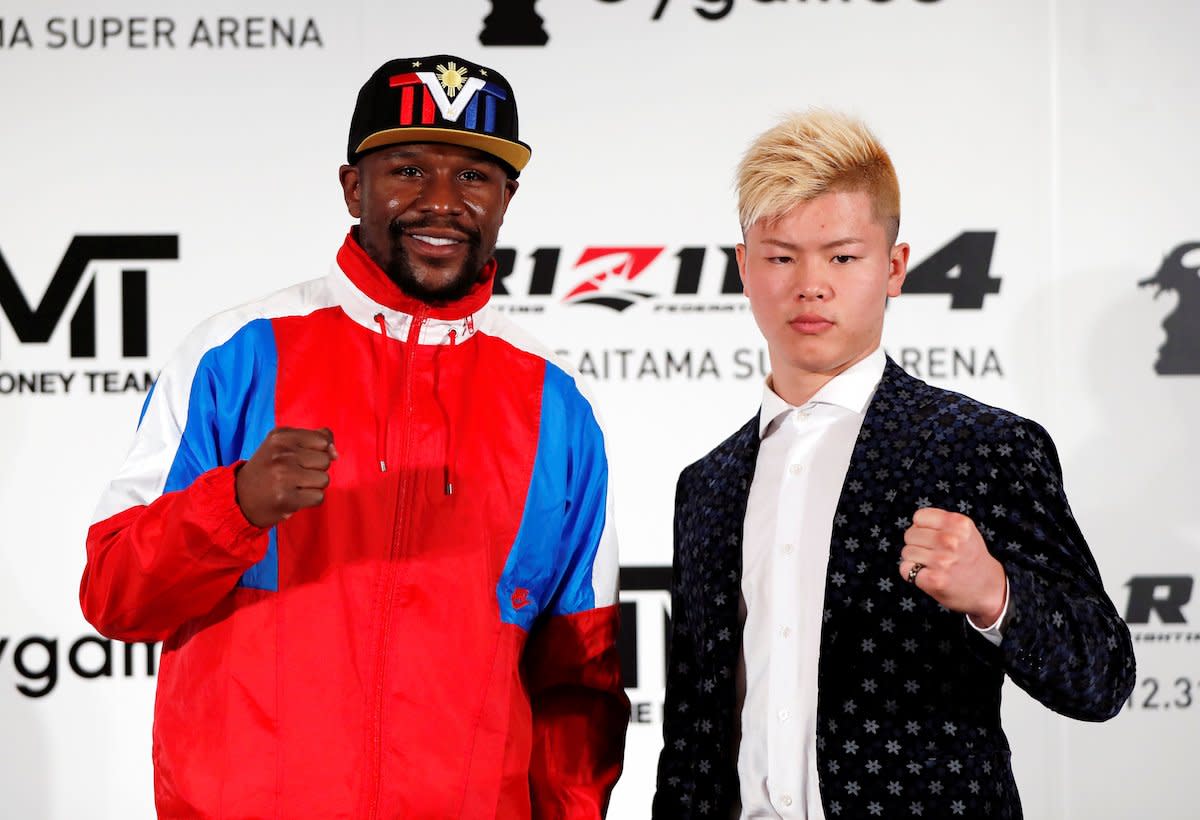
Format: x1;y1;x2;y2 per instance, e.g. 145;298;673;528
525;390;630;819
980;419;1135;720
80;319;276;642
652;470;697;817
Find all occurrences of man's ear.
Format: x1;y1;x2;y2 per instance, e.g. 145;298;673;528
339;164;361;219
887;242;910;298
735;242;749;297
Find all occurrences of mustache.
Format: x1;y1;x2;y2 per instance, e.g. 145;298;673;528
388;218;481;245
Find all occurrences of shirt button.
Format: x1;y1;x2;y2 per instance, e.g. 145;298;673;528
781;627;792;638
778;709;790;722
782;543;794;555
788;463;803;476
780;794;794;807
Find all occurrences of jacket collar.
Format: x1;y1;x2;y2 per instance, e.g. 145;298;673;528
328;230;494;346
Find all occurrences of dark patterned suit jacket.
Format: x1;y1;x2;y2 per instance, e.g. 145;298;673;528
653;359;1135;819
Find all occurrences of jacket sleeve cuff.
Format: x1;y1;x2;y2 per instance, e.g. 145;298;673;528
195;462;270;562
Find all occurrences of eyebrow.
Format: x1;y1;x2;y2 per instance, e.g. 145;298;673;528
760;237;866;251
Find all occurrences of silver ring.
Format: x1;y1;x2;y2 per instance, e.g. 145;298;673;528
907;562;925;584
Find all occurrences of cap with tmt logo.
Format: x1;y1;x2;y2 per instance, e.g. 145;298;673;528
347;54;531;176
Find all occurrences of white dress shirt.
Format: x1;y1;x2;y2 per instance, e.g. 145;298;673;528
734;349;1007;819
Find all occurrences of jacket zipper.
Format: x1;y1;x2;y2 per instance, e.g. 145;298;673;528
367;308;426;819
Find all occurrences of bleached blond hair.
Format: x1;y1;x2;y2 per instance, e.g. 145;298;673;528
736;109;900;240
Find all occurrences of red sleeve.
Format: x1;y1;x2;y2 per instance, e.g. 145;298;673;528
80;463;269;642
524;605;631;818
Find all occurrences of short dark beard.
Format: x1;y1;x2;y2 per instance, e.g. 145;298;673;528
384;219;487;304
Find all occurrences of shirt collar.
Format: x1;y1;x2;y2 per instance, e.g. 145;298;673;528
758;347;886;439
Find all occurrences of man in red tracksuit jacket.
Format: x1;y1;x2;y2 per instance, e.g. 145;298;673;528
81;54;630;818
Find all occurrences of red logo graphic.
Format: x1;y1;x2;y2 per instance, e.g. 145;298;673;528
511;588;532;610
563;247;665;311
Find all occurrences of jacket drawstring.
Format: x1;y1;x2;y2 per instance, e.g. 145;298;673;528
373;313;390;472
433;329;458;495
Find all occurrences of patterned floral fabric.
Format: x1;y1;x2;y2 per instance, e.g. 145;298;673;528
653;358;1135;819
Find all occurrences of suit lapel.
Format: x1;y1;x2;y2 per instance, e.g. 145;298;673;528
683;415;760;655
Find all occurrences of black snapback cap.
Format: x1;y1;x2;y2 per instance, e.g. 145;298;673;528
347;55;531;176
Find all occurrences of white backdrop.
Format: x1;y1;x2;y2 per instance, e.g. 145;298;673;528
1;1;1197;817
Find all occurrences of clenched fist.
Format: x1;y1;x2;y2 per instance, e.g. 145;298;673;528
899;507;1007;628
235;427;338;528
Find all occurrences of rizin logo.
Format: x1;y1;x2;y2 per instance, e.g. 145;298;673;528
493;244;744;313
563;248;666;311
479;0;549;46
1140;242;1200;375
493;231;1002;314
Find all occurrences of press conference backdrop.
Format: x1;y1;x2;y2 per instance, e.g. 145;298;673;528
1;0;1196;817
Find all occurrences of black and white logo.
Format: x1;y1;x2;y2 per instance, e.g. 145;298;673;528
0;235;177;396
1140;242;1200;375
0;235;177;359
479;0;548;46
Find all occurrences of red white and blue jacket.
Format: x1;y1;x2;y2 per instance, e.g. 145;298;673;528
81;232;630;818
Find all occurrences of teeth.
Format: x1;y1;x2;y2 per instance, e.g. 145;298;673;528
412;234;460;246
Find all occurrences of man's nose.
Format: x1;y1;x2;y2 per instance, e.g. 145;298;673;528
417;173;465;214
793;263;829;300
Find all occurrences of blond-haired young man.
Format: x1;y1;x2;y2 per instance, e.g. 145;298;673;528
653;110;1133;819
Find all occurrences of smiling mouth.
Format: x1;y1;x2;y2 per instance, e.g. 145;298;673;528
410;234;463;247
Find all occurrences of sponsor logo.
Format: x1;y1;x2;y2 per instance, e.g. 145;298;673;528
1124;575;1198;641
0;16;322;49
494;244;742;314
479;0;549;46
0;235;176;359
1140;242;1200;375
1122;575;1200;714
499;233;1004;382
495;231;1001;312
0;635;159;699
0;234;176;395
480;0;943;33
619;566;672;724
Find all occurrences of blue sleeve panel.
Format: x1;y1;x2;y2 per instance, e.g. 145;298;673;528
161;318;279;591
496;361;610;631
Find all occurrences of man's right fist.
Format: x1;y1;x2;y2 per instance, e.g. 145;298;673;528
234;427;338;528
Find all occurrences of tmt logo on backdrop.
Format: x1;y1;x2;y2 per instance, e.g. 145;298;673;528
619;566;672;723
0;235;178;395
1139;242;1200;375
0;235;177;358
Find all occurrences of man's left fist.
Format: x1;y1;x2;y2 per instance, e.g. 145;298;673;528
900;507;1007;628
